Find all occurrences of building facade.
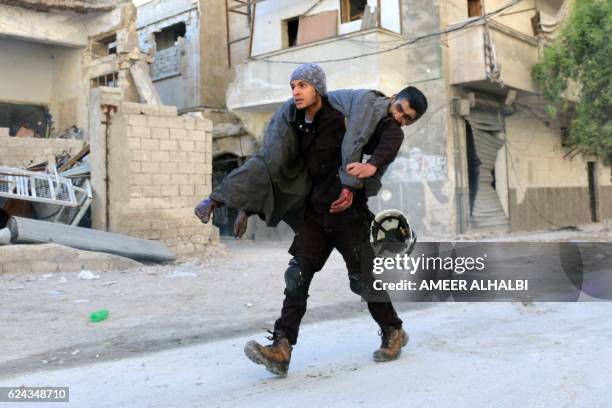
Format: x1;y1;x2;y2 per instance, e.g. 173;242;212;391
225;0;611;239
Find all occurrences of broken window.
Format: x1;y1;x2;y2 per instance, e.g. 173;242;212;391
0;102;47;137
468;0;483;17
340;0;367;23
91;34;117;58
283;17;300;48
90;72;118;89
155;22;186;51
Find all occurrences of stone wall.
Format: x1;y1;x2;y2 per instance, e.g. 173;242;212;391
0;129;85;168
89;90;218;255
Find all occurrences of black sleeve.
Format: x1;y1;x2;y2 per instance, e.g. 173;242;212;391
363;117;404;169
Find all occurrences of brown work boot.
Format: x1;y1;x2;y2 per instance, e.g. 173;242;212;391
244;330;293;377
373;326;409;362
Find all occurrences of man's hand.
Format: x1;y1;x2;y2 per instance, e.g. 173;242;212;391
194;197;220;223
330;188;353;213
346;162;377;179
233;210;249;238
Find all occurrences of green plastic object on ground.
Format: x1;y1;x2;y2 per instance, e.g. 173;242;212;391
89;309;109;323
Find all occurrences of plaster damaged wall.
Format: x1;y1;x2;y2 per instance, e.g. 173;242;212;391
505;115;612;231
137;0;200;110
0;2;134;135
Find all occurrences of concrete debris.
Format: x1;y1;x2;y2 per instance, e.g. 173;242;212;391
78;270;100;280
130;60;162;105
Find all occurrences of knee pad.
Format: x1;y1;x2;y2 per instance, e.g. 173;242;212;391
284;258;311;299
348;273;363;296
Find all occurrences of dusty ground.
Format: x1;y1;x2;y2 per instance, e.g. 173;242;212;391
0;222;609;381
0;239;431;379
2;302;610;407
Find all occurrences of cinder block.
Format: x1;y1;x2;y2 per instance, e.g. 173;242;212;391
178;140;195;151
143;185;161;197
188;152;205;163
141;162;160;173
171;174;189;184
141;139;159;151
160;162;178;174
160;140;178;151
140;104;160;116
161;184;179;197
180;185;195;196
130;161;141;173
128;114;148;127
170;128;188;140
166;116;184;129
148;116;167;128
178;162;195;174
131;125;151;139
153;174;171;185
121;102;142;115
195;119;212;132
152;151;170;162
151;127;170;140
182;116;196;130
132;173;152;185
130;197;153;210
130;186;143;198
159;105;178;117
128;137;141;149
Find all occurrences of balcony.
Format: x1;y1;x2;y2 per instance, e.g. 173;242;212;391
227;28;441;111
447;19;540;94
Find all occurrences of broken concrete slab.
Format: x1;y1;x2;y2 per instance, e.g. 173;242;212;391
0;243;141;274
6;216;176;263
129;60;162;105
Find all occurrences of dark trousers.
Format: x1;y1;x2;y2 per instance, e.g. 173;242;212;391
274;207;403;345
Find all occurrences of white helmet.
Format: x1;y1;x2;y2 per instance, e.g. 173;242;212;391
371;209;417;255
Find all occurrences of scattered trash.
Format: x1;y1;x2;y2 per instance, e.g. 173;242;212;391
79;270;100;280
47;290;64;297
101;280;118;287
41;274;54;279
89;309;109;323
244;302;253;308
166;270;198;278
58;276;68;283
8;286;26;290
57;126;84;140
71;349;80;356
73;299;89;303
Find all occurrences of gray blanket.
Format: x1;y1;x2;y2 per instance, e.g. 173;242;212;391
210;89;391;231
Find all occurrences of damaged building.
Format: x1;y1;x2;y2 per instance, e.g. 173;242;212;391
135;0;257;236
223;0;611;238
0;0;218;255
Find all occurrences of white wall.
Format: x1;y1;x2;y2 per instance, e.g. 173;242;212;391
0;37;87;132
251;0;399;56
0;38;54;104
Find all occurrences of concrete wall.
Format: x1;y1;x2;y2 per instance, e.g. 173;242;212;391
0;132;85;168
199;0;230;107
89;88;218;254
505;115;612;230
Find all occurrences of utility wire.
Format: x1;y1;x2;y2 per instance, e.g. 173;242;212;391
251;0;523;64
